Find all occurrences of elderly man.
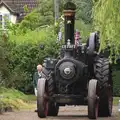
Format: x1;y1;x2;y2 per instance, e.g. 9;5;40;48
33;64;43;96
33;64;43;112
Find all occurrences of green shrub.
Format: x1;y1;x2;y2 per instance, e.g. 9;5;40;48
5;26;59;93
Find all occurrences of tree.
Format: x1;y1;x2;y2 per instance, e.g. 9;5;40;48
73;0;93;24
92;0;120;58
15;0;54;34
92;0;120;97
37;0;54;25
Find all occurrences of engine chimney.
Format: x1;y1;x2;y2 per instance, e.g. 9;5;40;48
64;2;76;45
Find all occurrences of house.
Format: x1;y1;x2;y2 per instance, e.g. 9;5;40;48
0;0;37;29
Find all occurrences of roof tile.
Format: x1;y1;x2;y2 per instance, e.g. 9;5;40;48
0;0;37;14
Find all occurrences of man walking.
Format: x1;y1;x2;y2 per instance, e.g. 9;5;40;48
33;64;43;96
33;64;43;112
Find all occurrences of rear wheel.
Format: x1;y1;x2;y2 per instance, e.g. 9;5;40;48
98;85;113;117
37;78;48;118
88;79;99;119
94;57;113;117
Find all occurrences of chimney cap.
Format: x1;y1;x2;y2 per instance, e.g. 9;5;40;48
64;1;76;10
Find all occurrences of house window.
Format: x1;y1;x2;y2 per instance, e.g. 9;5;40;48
0;13;10;30
4;14;11;28
0;15;2;28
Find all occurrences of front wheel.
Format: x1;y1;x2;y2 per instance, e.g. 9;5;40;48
88;79;99;119
37;78;48;118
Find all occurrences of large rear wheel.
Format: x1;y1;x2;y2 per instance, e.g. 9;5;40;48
42;68;59;116
94;57;113;117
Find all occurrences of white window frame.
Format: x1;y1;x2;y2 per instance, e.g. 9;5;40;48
0;13;10;30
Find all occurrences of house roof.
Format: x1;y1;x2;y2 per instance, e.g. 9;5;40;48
0;0;38;17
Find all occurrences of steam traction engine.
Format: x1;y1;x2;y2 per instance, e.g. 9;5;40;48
37;2;113;119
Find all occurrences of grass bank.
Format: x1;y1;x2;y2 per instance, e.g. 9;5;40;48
0;87;36;112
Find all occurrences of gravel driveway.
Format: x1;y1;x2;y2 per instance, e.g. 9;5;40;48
0;106;119;120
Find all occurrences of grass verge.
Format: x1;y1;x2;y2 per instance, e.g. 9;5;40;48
0;87;36;112
113;97;120;106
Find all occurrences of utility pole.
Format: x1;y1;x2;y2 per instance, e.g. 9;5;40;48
54;0;59;25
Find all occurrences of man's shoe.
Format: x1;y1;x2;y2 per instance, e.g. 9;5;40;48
34;109;38;112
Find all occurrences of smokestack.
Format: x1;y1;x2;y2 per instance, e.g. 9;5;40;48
64;2;76;45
